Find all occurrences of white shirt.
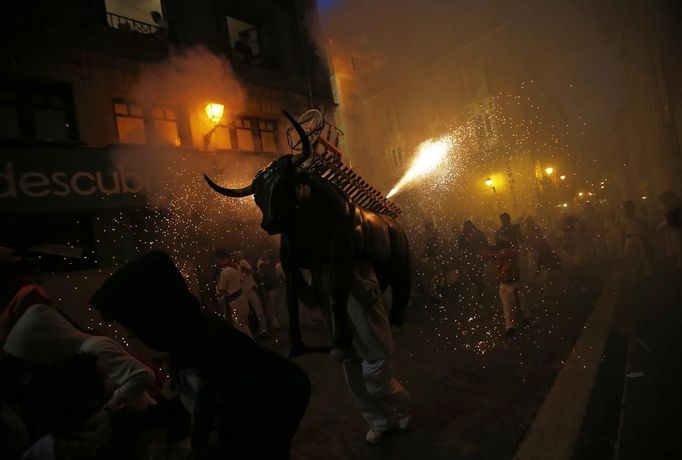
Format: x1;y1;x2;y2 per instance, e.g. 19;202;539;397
79;336;156;411
3;304;88;365
217;265;242;296
238;259;257;290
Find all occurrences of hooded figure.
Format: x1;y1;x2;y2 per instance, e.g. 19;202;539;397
90;251;310;459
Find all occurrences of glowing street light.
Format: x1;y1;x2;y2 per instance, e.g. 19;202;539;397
205;102;225;124
560;175;566;180
545;166;554;176
485;177;495;188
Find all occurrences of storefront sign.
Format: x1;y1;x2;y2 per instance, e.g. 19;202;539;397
1;146;157;213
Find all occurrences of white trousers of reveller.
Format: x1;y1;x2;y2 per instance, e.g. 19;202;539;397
243;286;267;333
342;356;411;432
228;296;252;338
263;289;285;328
499;281;528;330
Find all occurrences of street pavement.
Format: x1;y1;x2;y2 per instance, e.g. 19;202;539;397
259;267;610;460
572;266;682;460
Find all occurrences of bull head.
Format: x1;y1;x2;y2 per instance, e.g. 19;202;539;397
204;111;312;235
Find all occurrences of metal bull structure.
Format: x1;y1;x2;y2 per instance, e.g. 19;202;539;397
205;110;411;359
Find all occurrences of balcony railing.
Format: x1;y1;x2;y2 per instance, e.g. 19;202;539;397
106;12;162;36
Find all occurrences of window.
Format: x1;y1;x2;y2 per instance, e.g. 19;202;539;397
212;125;233;150
227;16;260;63
0;90;20;138
32;94;71;140
114;101;146;144
465;97;498;150
259;120;277;152
113;99;180;145
390;148;404;169
235;118;255;151
215;116;277;152
0;78;78;141
151;107;179;145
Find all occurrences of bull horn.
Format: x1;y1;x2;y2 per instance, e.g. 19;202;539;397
285;110;312;167
204;175;254;197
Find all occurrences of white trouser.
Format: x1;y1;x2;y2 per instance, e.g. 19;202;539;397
499;281;528;330
263;289;282;328
264;288;289;328
342;356;411;432
227;296;252;338
244;286;267;333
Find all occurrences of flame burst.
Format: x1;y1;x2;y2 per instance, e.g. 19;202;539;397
387;135;455;198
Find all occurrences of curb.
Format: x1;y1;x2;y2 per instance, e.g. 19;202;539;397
514;265;627;460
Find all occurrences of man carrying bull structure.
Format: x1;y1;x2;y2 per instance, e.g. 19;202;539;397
344;259;412;444
205;109;414;444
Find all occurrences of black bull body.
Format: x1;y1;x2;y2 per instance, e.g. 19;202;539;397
205;112;411;359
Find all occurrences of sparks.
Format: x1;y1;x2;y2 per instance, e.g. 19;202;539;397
387;135;454;198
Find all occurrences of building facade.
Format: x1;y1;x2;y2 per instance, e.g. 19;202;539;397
0;0;333;326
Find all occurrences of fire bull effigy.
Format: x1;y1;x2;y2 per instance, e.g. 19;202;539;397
205;110;411;360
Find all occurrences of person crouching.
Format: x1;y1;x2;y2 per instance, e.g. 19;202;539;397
91;251;310;459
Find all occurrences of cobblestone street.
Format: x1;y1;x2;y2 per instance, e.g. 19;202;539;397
260;268;609;460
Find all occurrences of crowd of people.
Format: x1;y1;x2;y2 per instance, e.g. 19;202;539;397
418;190;682;337
1;190;680;458
0;239;412;458
0;248;313;459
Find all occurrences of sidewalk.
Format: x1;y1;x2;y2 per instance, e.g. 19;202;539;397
571;268;682;459
258;266;611;459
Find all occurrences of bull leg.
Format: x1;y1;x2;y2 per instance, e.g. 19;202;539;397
330;270;353;362
286;269;305;357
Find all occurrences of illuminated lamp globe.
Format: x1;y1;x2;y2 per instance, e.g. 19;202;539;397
485;177;494;188
545;167;554;175
205;103;225;124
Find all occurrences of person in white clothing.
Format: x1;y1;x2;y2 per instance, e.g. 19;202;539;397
216;252;252;337
342;260;411;444
234;250;267;335
79;335;156;411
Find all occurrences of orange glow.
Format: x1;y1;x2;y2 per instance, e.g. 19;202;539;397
545;166;554;175
485;177;494;188
205;102;225;124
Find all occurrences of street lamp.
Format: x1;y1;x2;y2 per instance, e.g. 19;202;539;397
205;103;225;124
545;166;554;176
485;176;500;210
203;102;225;149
